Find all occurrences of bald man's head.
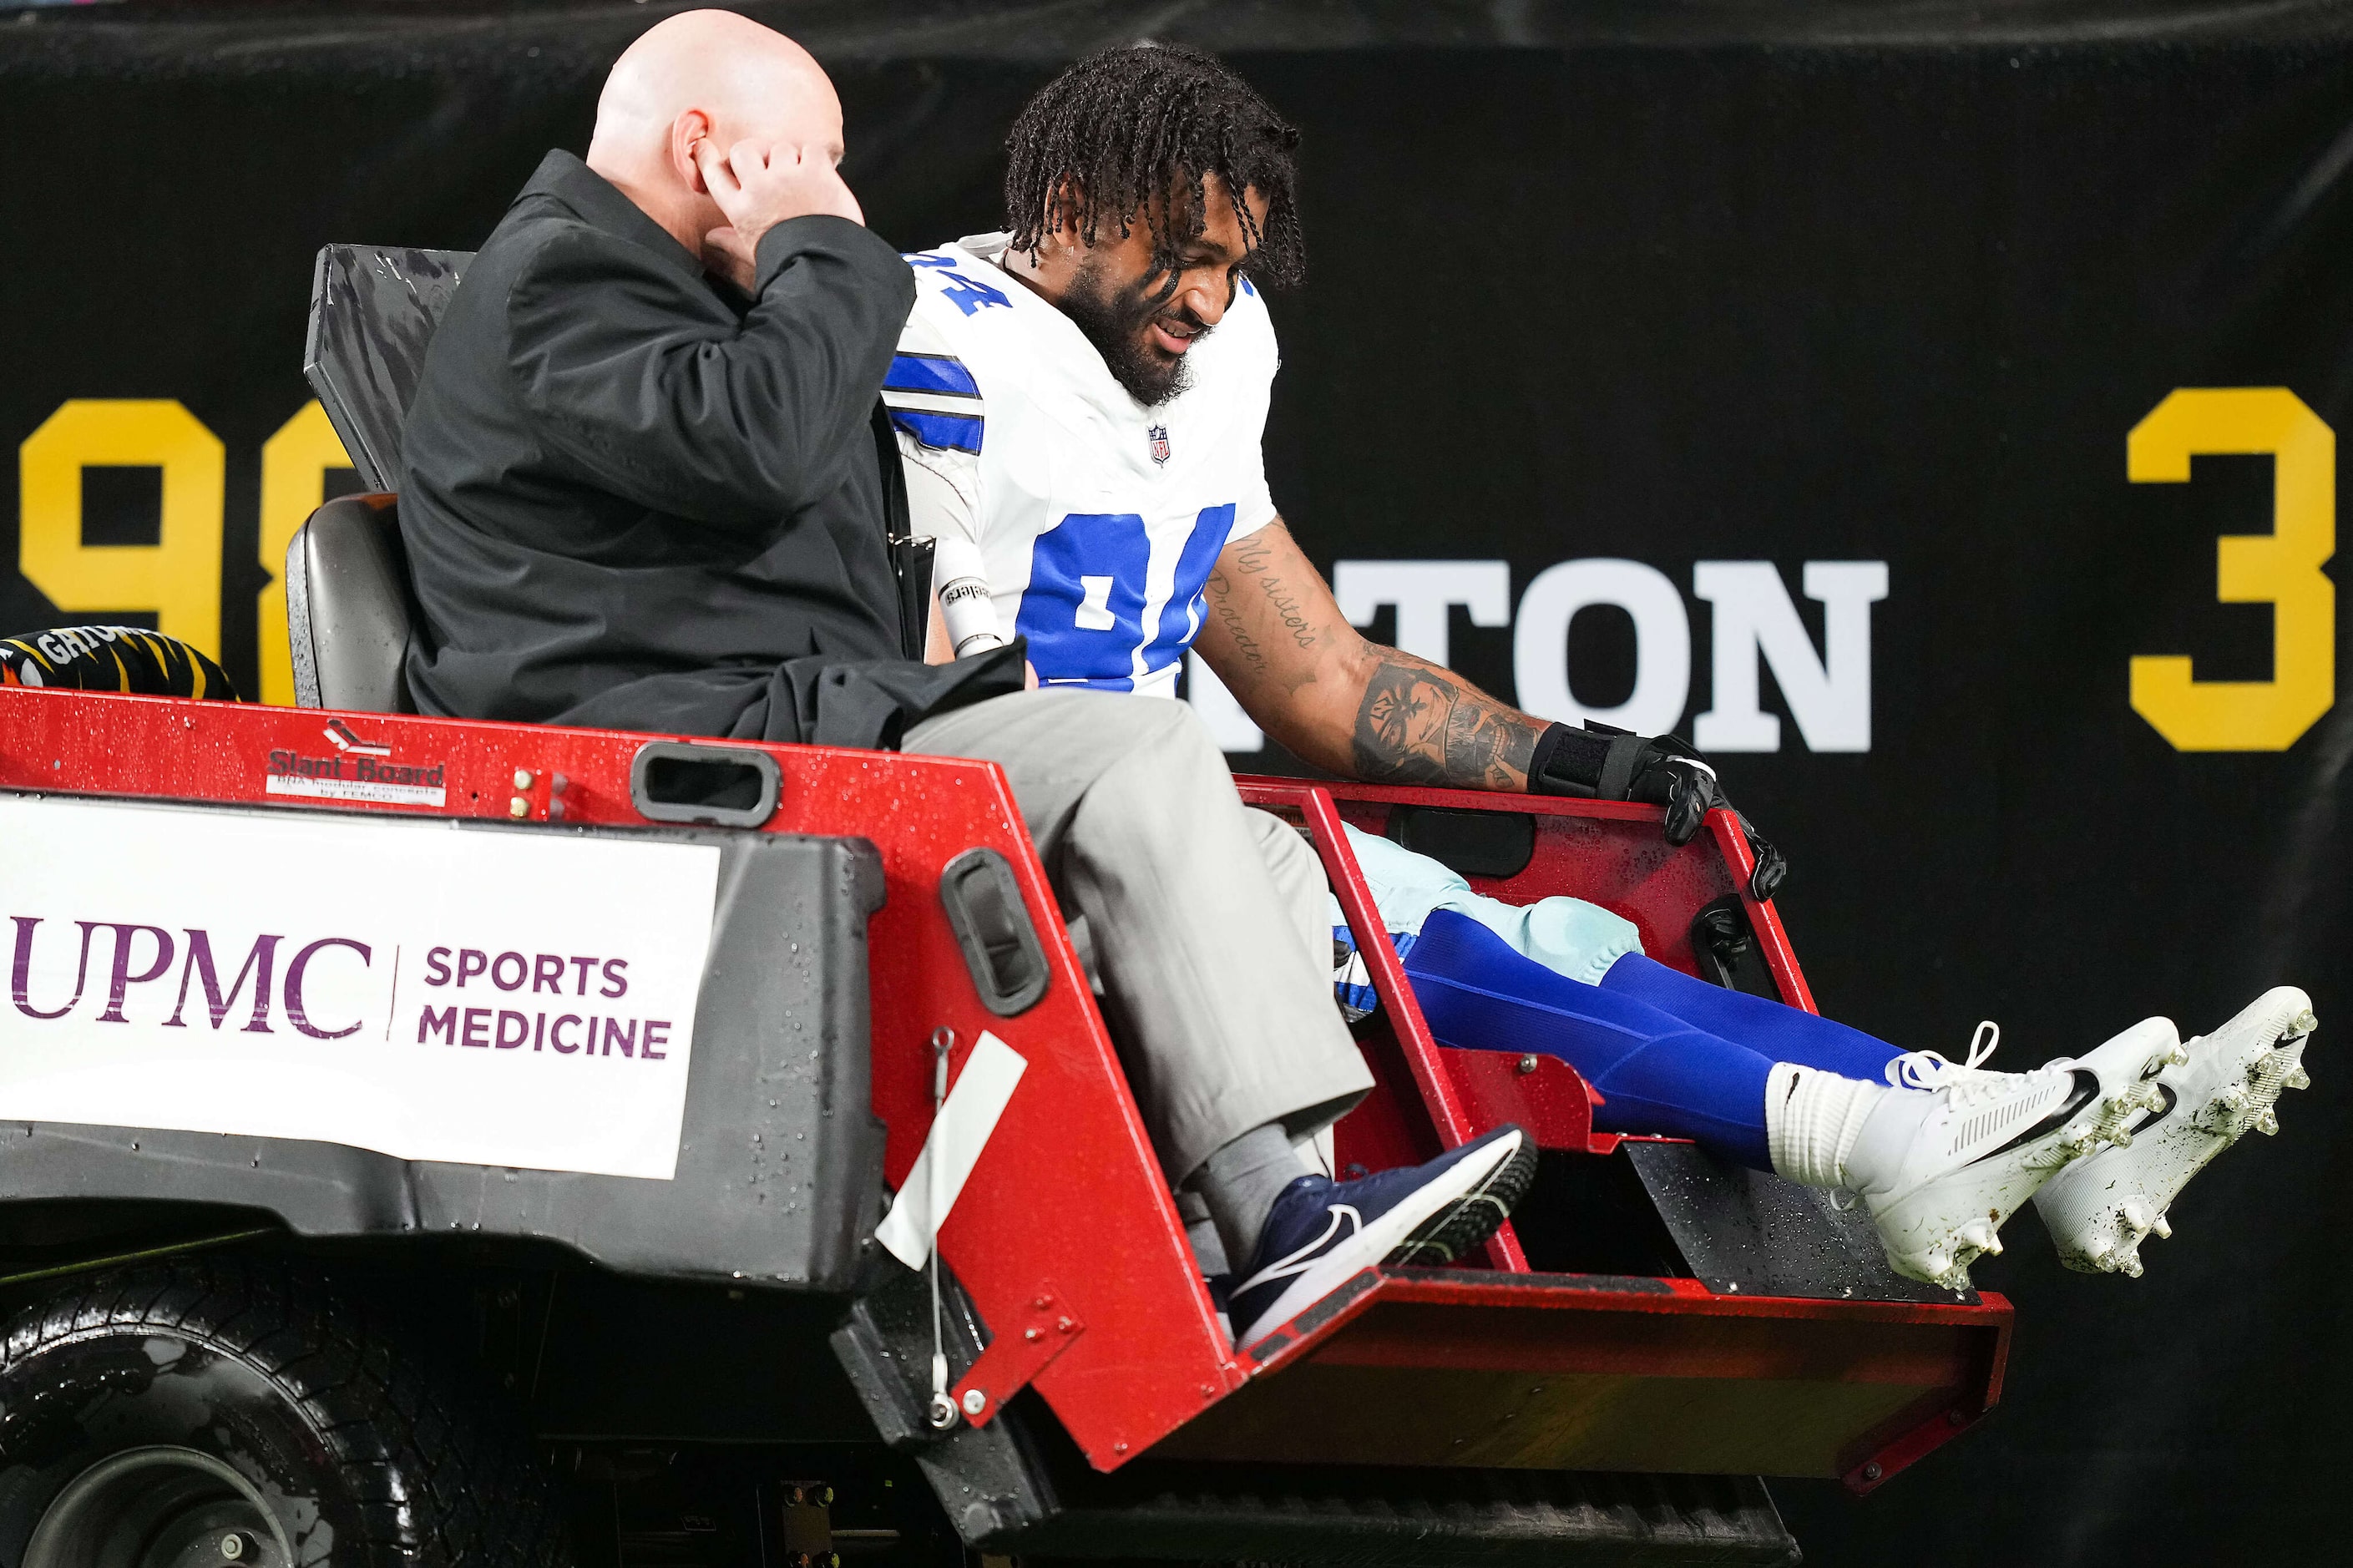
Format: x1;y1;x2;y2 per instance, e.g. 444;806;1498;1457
585;10;844;257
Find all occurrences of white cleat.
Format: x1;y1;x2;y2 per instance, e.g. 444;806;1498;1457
2034;986;2315;1277
1844;1018;2178;1291
1959;1219;2002;1257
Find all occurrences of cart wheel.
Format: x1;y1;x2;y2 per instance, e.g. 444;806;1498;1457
0;1260;569;1568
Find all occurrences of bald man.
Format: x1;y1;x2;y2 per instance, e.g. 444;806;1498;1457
398;13;1532;1352
402;9;1015;741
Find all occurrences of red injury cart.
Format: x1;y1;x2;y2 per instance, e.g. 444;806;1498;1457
0;246;2009;1567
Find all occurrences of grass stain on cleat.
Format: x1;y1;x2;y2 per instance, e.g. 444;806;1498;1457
2034;986;2314;1279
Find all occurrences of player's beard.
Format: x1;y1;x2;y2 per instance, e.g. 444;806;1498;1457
1061;256;1205;407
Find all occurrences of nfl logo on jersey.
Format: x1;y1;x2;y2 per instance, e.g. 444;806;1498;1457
1148;424;1171;465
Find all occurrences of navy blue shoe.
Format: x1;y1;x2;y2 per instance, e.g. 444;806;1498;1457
1227;1126;1533;1350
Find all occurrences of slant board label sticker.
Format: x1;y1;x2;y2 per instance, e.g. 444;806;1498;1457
0;797;721;1179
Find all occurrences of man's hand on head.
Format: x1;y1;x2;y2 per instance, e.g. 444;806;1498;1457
696;137;864;291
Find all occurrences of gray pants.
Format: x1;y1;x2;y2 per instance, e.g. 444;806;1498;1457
905;689;1373;1182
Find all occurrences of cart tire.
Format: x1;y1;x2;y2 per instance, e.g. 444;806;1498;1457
0;1260;569;1568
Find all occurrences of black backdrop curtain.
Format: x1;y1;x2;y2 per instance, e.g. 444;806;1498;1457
5;3;2352;1559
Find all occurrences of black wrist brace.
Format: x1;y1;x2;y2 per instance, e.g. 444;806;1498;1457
1527;722;1649;799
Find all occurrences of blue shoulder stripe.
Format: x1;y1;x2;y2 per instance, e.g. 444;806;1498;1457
884;352;980;398
890;407;983;454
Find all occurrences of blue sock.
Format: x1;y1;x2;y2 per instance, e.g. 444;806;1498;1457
1402;910;1775;1170
1599;953;1904;1082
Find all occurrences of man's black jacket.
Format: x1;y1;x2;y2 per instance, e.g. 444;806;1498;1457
399;149;1017;745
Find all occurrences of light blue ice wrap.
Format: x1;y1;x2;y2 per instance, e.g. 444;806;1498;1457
1328;822;1645;984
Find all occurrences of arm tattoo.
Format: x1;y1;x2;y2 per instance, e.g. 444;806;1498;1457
1205;567;1270;677
1234;535;1320;651
1352;657;1543;790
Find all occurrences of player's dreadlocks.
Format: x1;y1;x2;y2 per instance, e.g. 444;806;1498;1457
1004;43;1305;288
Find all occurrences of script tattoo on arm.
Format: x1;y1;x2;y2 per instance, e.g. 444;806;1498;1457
1197;520;1342;706
1230;530;1322;660
1204;565;1272;680
1353;655;1543;791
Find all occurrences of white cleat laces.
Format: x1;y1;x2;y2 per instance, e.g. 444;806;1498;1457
1844;1018;2173;1290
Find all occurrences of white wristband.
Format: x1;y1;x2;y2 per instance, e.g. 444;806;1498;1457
931;536;1005;657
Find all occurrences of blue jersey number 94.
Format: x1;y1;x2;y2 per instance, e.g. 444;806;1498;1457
1016;505;1236;690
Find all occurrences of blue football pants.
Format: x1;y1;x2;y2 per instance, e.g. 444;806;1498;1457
1400;909;1903;1170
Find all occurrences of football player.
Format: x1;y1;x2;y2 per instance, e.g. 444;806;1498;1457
884;43;2314;1292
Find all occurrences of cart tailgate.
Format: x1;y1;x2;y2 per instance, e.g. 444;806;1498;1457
1155;1267;2008;1487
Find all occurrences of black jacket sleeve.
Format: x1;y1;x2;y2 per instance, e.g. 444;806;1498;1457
503;215;917;529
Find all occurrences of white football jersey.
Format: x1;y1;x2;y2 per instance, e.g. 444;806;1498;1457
884;232;1280;697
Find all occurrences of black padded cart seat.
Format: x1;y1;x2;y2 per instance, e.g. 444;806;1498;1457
287;245;473;713
286;493;416;713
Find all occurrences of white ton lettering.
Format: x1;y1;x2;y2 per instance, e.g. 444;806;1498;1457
1333;559;1511;669
1180;555;1889;757
1694;560;1890;753
1512;559;1692;737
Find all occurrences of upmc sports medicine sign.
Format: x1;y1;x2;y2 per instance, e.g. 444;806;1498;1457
0;797;719;1179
